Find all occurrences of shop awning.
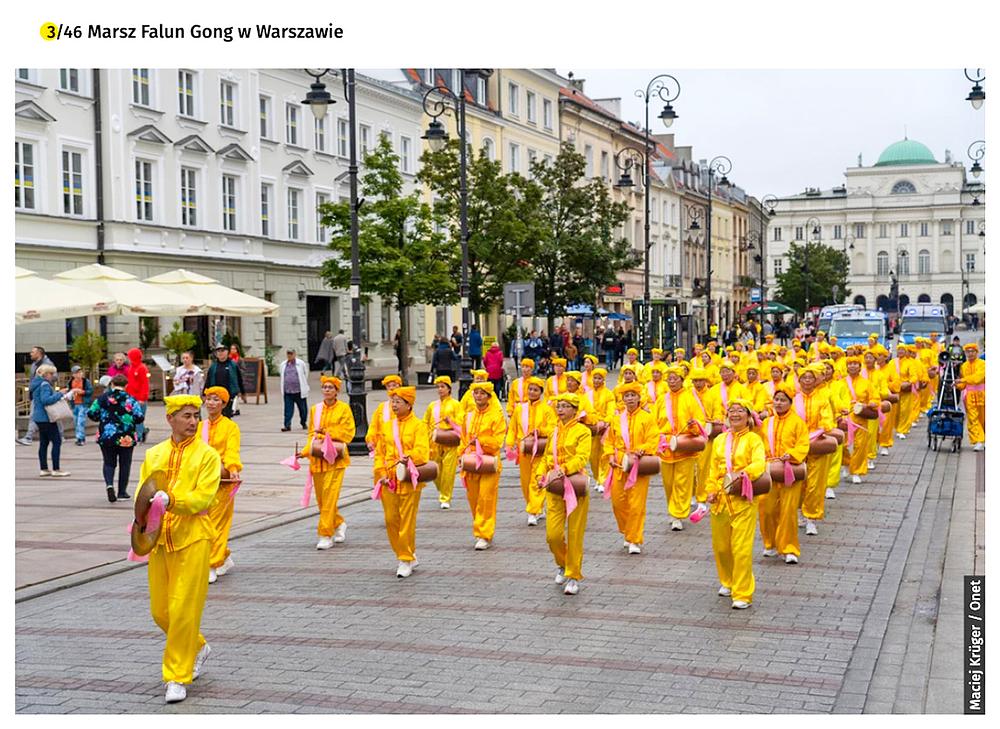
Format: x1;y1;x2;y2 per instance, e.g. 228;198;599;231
143;269;279;317
15;267;118;324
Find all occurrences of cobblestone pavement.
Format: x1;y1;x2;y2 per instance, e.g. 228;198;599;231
15;408;983;714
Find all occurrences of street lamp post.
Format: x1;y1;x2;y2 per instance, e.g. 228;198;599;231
965;69;986;110
803;216;821;313
968;140;986;179
613;145;650;354
684;204;706;327
421;69;493;399
302;68;368;454
704;156;732;340
758;195;776;328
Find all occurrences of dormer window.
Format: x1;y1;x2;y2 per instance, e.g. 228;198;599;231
891;180;917;194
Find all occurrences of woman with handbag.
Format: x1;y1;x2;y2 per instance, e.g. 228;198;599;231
534;392;593;595
30;364;82;478
87;374;145;501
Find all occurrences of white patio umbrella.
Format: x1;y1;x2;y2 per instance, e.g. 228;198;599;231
965;303;987;315
142;269;279;317
15;267;118;324
53;264;199;316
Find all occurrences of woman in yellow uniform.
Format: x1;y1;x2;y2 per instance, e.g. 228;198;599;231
606;382;659;552
373;386;430;578
580;353;599;391
302;376;356;550
862;350;887;469
795;364;836;536
643;362;668;411
876;346;901;455
706;399;767;609
656;365;706;531
506;358;537;418
585;368;616;492
893;345;918;439
138;395;221;703
742;363;770;420
842;356;878;483
505;376;556;525
534;392;592;595
757;384;809;564
688;368;717;508
821;360;850;499
461;382;508;550
366;374;400;455
545;358;569;404
199;387;242;584
957;343;986;450
423;375;462;510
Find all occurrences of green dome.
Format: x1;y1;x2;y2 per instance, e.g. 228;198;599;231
874;138;937;167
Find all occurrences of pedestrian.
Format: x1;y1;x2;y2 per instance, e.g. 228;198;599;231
549;329;564;358
30;363;81;477
17;345;55;446
469;324;483;370
278;348;309;432
171;351;204;397
431;336;459;382
424;375;462;510
106;351;130;379
332;329;349;379
393;328;404;376
572;330;585;370
484;341;504;394
205;344;245;418
615;328;627;369
314;330;335;373
460;382;507;550
602;327;617;370
138;394;221;704
564;337;578;371
199;387;242;584
228;344;240;363
525;330;543;362
126;348;151;443
69;365;94;445
450;325;463;356
88;373;144;501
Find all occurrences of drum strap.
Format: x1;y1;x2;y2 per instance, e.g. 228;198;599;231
393;418;418;489
725;431;754;504
550;424;578;516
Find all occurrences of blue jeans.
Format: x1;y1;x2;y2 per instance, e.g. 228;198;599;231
284;393;308;428
134;402;147;440
73;404;88;442
605;349;615;370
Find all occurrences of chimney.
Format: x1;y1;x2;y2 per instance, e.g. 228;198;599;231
567;71;585;93
593;97;622;118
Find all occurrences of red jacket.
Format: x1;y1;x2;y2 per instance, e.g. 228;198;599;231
484;345;504;379
126;348;149;402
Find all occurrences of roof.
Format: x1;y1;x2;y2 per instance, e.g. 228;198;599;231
875;138;937;167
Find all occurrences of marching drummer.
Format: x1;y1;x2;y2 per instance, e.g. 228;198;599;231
687;367;717;511
842;355;879;484
606;381;659;552
584;367;616;493
423;375;462;510
506;358;537;417
365;374;401;455
461;382;507;550
795;364;836;537
655;365;707;531
957;342;986;451
504;376;556;526
199;387;242;584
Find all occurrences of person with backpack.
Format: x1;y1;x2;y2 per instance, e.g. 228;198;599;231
126;348;150;443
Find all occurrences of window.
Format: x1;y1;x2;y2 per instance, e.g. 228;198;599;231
16;68;31;81
60;150;84;216
508;143;520;173
423;68;435;85
285;103;299;145
400;136;412;173
543;99;553;129
966;220;976;235
14;141;35;210
259;95;272;138
260;183;272;236
178;70;196;116
508;82;519;116
134;160;153;221
773;259;783;276
897;250;910;275
941;220;953;236
451;69;461;94
316;192;329;242
600;151;610;181
854;223;865;238
584;145;593;177
877;251;889;276
891;180;917;194
919;222;929;237
359;124;372;158
59;68;80;93
650;197;658;223
482;137;495;161
543;154;553;165
221;175;237;232
833;224;842;239
772;227;782;241
795;226;803;240
132;68;151;106
476;77;487;105
918;249;931;275
219;80;236;127
899;223;908;237
966;253;976;272
879;223;888;238
314;115;327;152
526;90;537;123
287;188;300;239
337;118;349;157
180;167;197;226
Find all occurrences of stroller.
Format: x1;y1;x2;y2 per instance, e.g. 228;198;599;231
926;346;965;452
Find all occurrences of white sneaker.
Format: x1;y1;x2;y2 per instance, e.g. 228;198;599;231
839;467;848;479
897;433;907;440
50;470;71;478
440;501;451;510
628;543;642;554
216;556;234;576
17;437;33;446
670;519;684;531
527;514;539;526
731;600;751;610
474;538;490;550
785;554;799;565
333;523;347;543
973;443;984;452
554;569;566;585
208;568;218;584
851;475;861;485
38;470;51;478
825;488;836;499
563;579;579;595
868;459;876;470
798;514;807;528
316;536;334;550
594;484;605;494
165;681;187;703
396;560;413;578
805;520;818;536
193;643;211;680
880;448;889;456
718;585;732;597
762;548;778;557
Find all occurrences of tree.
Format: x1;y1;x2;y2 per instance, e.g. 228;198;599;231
417;140;542;322
320;136;457;385
773;242;851;313
529;142;637;330
69;331;107;379
163;321;197;365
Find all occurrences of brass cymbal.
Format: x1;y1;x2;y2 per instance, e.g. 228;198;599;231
131;471;166;557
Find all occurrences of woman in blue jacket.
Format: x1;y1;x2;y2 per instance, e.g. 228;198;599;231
30;364;82;478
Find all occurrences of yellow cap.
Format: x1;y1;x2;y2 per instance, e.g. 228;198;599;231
202;386;230;404
165;395;202;415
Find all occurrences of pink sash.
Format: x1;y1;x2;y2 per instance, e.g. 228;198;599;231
551;424;579;516
393;417;419;488
725;432;755;502
720;381;730;409
963;383;985;409
551;376;560;397
604;410;640;498
794;392;826;442
647;381;657;404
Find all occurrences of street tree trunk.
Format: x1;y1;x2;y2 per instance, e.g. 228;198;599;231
397;301;410;386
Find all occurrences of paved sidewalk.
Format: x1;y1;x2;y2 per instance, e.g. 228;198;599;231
15;409;984;713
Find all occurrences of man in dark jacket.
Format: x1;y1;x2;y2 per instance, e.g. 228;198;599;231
205;345;245;417
548;330;564;358
431;339;458;382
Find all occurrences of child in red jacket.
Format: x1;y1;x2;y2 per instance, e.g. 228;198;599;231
126;348;151;442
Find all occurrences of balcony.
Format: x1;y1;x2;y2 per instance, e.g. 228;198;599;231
665;274;682;288
737;275;756;288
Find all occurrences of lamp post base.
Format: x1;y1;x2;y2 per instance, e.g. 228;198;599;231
346;353;370;456
457;355;474;400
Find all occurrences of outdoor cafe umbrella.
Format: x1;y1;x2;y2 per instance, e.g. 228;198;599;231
739;301;797;316
965;302;987;315
143;269;279;317
54;264;199;316
15;266;117;324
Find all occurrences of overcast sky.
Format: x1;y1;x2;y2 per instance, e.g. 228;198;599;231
555;69;985;199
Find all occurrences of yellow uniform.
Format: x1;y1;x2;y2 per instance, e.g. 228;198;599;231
301;400;356;538
365;400;395;454
862;365;888;460
894;357;918;436
545;373;568;405
461;402;508;542
907;357;929;429
607;406;659;545
583;384;616;484
877;362;901;448
793;390;835;522
374;411;430;563
959;358;986;445
655;387;706;521
918;347;937;412
843;374;876;476
199;416;242;570
689;383;717;504
642;378;668;411
825;379;851;490
459;384;502;417
535;420;592;581
424;396;462;507
506;376;532;418
757;411;810;558
743;380;770;415
505;398;557;517
707;427;766;605
138;434;221;684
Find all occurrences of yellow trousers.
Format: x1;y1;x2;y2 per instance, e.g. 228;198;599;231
431;445;458;504
758;480;802;557
694;441;715;503
826;445;843;489
148;539;210;684
610;473;650;544
519;456;546;515
966;397;985;444
867;418;879;458
314;468;346;537
380;485;422;562
589;434;610;485
208;489;235;569
801;453;831;521
546;490;589;580
921;379;936;411
661;458;697;520
847;422;870;475
464;471;500;541
896;392;915;435
710;502;758;604
878;405;897;447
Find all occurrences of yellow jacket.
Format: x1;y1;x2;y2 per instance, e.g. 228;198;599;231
793;388;836;433
374;411;430;487
199;415;242;473
583;385;616;426
609;406;659;459
654;387;705;463
138;434;221;552
743;381;770;414
302;399;356;472
461;402;508;471
705;380;747;420
863;366;889;400
707;427;766;516
506;398;557;448
424;396;463;454
827;379;851;421
959;359;986;406
535;420;593;480
366;400;395;452
506;376;532;417
757;410;810;464
545;374;568;404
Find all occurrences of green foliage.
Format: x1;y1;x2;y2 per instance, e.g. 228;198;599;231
69;331;107;379
264;345;280;376
138;317;160;350
162;322;197;365
773;242;851;312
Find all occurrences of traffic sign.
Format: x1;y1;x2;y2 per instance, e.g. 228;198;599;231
503;282;534;315
750;287;762;303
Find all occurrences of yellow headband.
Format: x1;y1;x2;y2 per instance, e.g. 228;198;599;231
554;393;580;408
433;375;452;388
564;370;582;383
470;382;495;394
165;395;202;415
616;381;643;396
550;358;567;367
526;376;546;389
520;358;535;368
392;386;416;405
